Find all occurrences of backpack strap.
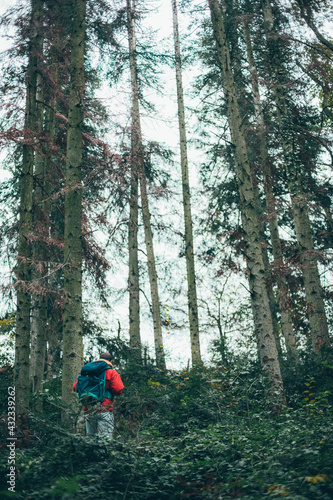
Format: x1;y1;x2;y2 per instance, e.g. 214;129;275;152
104;367;114;400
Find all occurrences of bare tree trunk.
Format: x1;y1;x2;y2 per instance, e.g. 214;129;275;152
127;0;141;359
15;0;42;418
140;167;166;369
44;44;59;379
127;0;166;369
30;69;47;394
208;0;285;407
262;0;330;354
252;181;283;362
171;0;201;365
61;0;86;408
242;16;297;362
128;141;141;360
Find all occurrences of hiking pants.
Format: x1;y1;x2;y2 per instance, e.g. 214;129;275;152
85;411;114;437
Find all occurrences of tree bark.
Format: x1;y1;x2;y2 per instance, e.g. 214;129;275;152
128;168;141;360
44;42;59;380
252;181;283;362
208;0;285;406
127;0;166;369
128;143;141;360
171;0;201;365
242;16;297;362
61;0;86;408
30;68;47;394
262;0;330;354
15;0;42;418
127;0;141;359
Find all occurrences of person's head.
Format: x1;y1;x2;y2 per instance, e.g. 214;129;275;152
99;352;112;362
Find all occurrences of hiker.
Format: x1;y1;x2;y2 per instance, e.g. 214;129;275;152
73;352;124;437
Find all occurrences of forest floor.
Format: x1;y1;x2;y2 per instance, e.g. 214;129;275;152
0;357;333;499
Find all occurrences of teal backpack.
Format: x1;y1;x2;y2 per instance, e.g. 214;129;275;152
76;361;113;406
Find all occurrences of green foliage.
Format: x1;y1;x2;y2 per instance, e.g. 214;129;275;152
1;358;332;499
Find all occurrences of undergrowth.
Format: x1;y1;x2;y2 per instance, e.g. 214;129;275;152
0;357;332;499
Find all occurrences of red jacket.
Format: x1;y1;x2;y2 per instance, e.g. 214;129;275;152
73;359;124;412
